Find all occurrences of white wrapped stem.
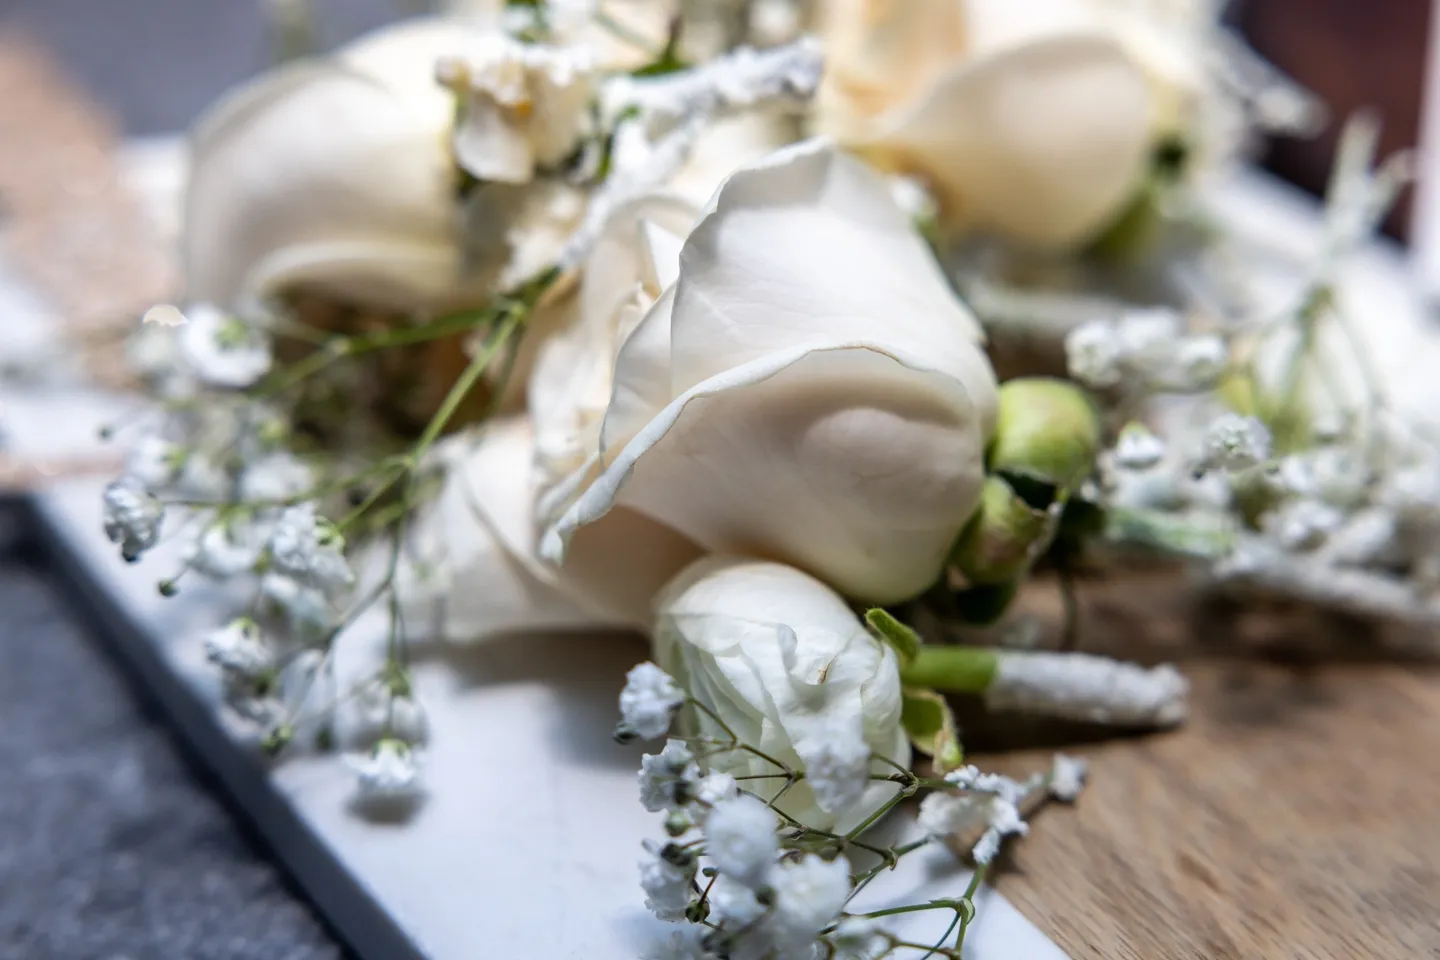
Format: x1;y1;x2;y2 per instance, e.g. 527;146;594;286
600;37;824;130
1214;542;1440;629
557;37;824;270
985;651;1188;727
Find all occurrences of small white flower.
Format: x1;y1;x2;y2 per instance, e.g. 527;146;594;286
1112;423;1166;471
102;476;164;562
944;765;1026;804
972;796;1028;865
619;662;685;740
1115;308;1181;362
708;874;766;927
704;795;779;889
639;840;696;921
1200;414;1272;473
239;452;314;503
917;791;983;839
768;853;851;952
639;739;701;813
261;571;336;637
1065;320;1125;388
186;522;264;579
203;618;274;680
796;723;870;816
1168;335;1228;389
356;681;429;746
346;739;421;799
178;304;273;388
829;916;887;960
172;451;229;501
125;435;184;490
694;772;739;811
1266;498;1344;551
269;503;354;593
1049;754;1087;802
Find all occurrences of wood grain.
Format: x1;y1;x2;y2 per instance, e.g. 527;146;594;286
970;573;1440;960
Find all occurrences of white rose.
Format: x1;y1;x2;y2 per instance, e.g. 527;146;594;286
530;192;700;507
541;139;997;604
654;556;909;833
814;0;1201;250
185;19;484;314
400;415;701;642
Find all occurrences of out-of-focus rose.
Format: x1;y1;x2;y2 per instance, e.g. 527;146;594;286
399;415;702;642
541;139;997;604
185;19;484;314
653;556;909;833
814;0;1205;250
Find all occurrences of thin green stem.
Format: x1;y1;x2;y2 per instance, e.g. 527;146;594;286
254;305;500;399
952;863;989;955
410;310;521;466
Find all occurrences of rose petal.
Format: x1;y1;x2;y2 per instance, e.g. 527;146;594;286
873;34;1154;249
186;20;475;313
548;344;990;603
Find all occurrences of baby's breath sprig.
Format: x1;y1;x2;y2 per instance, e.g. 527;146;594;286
618;662;1088;960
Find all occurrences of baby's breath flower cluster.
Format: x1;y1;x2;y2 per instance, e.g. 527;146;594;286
1067;116;1440;634
621;663;1088;960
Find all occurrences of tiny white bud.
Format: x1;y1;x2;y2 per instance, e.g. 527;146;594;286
1199;413;1272;473
1112;423;1166;471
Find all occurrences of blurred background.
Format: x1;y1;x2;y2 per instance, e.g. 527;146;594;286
0;1;1431;958
0;0;1429;234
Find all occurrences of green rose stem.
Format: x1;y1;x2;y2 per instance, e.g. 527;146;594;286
898;646;998;694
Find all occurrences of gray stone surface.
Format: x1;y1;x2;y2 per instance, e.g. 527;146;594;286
0;0;402;136
0;4;402;954
0;505;347;960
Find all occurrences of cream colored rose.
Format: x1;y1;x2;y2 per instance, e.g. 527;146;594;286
653;555;909;832
400;415;701;642
540;140;998;604
185;19;484;314
815;0;1201;250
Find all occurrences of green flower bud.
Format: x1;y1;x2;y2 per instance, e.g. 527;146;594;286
952;476;1058;585
988;377;1102;499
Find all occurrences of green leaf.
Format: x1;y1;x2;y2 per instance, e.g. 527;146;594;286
901;687;964;772
865;608;921;666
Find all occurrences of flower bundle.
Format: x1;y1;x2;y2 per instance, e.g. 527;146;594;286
97;1;1429;956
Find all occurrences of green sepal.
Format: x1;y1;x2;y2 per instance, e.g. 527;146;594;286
951;475;1060;585
865;608;921;666
901;687;964;773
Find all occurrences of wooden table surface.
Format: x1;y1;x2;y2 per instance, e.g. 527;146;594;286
974;572;1440;960
3;29;1438;960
